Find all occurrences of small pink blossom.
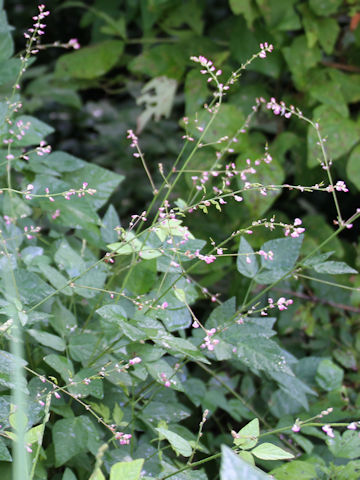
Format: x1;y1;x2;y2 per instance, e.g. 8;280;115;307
322;424;335;438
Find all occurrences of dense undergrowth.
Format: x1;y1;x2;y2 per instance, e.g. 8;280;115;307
1;1;360;479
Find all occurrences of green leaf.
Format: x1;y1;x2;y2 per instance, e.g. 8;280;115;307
269;371;316;410
156;427;192;457
0;10;14;61
110;459;144;480
27;329;66;352
136;76;177;133
37;263;73;296
129;44;186;80
254;236;303;284
230;17;282;78
12;115;54;146
241;156;285;217
270;460;317;479
56;40;124;79
309;0;342;16
233;418;259;450
220;445;273;480
316;358;343;391
300;5;340;54
347;145;360;190
251;442;294;460
235;337;293;376
307;106;359;167
101;204;120;244
327;430;360;459
187;104;245;148
313;261;357;275
62;162;124;210
237;237;259;278
229;0;259;27
69;333;99;363
0;437;11;461
283;36;321;88
43;354;74;382
0;350;28;392
184;69;210;117
255;0;300;30
68;368;104;399
62;468;78;480
53;416;89;466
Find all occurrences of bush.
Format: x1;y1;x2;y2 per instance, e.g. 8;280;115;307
1;2;360;480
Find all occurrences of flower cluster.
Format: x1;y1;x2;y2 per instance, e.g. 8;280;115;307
115;432;132;445
268;297;294;311
259;42;274;58
24;4;50;43
200;328;219;351
284;218;305;238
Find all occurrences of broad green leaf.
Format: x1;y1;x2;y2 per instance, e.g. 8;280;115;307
136;76;177;133
237;237;259;278
282;35;321;87
241;156;285;217
270;460;317;479
126;259;157;295
150;331;209;363
229;0;259;27
233;418;259;450
269;371;316;410
69;333;99;363
53;416;89;466
313;261;357;275
187;104;245;148
62;468;77;480
300;4;340;54
251;442;294;460
142;401;191;423
145;358;184;392
184;69;210;117
0;350;28;392
307;106;359;167
12;269;55;305
235;337;293;376
62;163;124;210
156;427;192;457
0;437;11;461
255;236;303;284
327;430;360;459
129;44;186;80
110;459;144;480
54;240;85;277
315;358;343;391
56;40;124;79
309;0;342;16
101;204;120;243
255;0;300;30
347;145;360;190
43;354;74;382
68;368;104;399
0;10;14;61
12;115;54;146
44;151;85;172
230;17;282;78
27;329;66;352
220;445;272;480
37;263;73;296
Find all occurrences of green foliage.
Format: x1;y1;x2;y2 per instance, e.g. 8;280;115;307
1;1;360;480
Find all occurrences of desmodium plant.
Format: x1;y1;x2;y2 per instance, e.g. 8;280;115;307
0;4;360;480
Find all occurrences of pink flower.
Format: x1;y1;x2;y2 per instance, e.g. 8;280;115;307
291;423;300;433
322;425;335;438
